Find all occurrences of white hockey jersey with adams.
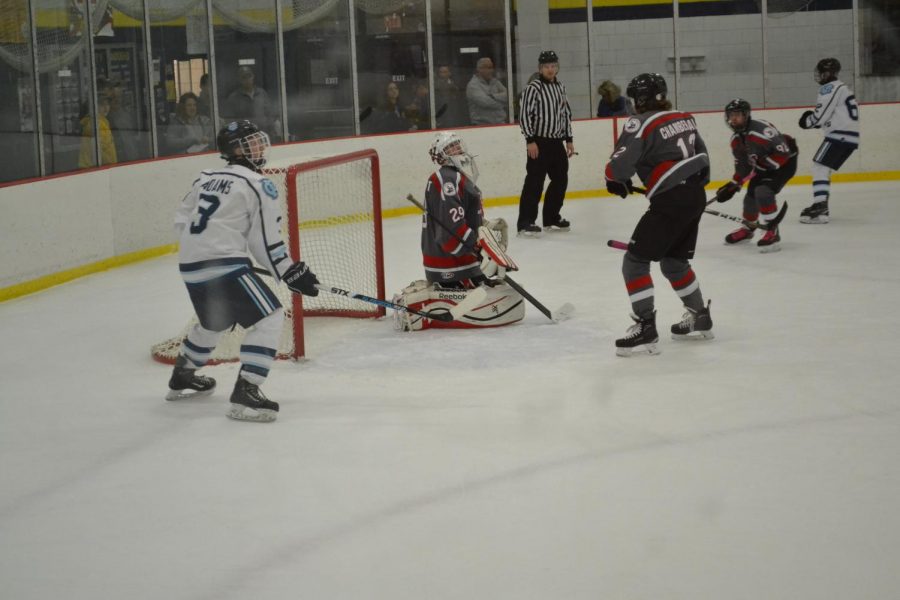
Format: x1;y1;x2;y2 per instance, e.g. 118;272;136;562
175;163;291;283
802;79;860;145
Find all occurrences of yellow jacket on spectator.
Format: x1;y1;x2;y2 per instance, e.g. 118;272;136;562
79;115;117;168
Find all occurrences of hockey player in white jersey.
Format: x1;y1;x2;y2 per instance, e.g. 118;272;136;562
165;120;320;422
798;58;860;224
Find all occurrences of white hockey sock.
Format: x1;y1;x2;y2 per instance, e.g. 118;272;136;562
811;162;833;203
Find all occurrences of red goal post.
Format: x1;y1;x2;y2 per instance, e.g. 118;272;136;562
151;148;385;363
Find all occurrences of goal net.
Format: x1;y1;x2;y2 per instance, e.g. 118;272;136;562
151;148;384;363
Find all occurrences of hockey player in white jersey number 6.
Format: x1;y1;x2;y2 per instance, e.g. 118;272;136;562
165;120;320;422
798;58;860;224
393;131;525;331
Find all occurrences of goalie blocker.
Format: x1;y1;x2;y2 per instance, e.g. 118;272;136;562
393;280;525;331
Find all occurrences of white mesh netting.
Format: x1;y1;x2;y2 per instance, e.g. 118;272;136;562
151;149;384;363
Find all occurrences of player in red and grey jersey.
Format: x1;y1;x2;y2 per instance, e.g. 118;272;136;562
714;98;798;252
421;132;486;287
604;73;713;357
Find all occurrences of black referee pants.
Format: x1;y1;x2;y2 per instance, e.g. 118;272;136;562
517;137;569;230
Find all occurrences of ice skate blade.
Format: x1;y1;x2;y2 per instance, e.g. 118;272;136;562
672;330;715;341
799;215;829;224
517;231;542;238
165;387;215;401
616;342;661;357
758;243;781;254
227;404;278;422
545;225;570;232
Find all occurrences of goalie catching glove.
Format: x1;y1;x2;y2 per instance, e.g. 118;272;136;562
477;225;518;279
283;261;320;296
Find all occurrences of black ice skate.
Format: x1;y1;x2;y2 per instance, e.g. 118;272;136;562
799;200;829;224
166;367;216;401
517;223;542;238
615;312;660;357
671;300;714;341
228;377;279;423
757;227;781;253
544;217;571;232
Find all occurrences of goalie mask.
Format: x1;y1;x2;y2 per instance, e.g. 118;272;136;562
429;131;479;183
217;120;270;170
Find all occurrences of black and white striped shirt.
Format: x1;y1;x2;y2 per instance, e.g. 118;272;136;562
519;77;573;143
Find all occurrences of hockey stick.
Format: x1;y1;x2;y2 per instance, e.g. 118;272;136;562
314;284;464;323
251;266;477;323
607;239;629;251
704;201;788;231
405;194;574;323
628;185;786;231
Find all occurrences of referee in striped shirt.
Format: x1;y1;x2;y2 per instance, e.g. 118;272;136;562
517;50;576;236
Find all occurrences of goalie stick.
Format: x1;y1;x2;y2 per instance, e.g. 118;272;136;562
406;194;574;323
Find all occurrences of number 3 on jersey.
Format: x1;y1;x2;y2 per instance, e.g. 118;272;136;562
190;193;220;234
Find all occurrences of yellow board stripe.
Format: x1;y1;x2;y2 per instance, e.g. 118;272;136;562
3;170;900;302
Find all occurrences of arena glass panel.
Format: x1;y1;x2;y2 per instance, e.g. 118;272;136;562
91;3;154;163
212;0;285;143
431;0;510;127
0;0;40;182
353;0;431;135
149;0;215;157
766;0;855;109
855;0;899;103
282;0;355;142
674;0;763;113
589;1;675;115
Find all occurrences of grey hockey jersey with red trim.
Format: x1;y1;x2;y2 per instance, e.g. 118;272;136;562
727;119;797;185
605;110;709;199
421;165;484;284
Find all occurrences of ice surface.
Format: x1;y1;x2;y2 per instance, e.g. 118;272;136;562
1;183;899;599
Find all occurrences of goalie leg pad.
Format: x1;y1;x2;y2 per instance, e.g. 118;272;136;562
392;282;525;331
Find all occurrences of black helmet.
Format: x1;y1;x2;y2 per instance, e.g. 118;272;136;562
814;58;841;84
626;73;667;112
216;120;270;170
538;50;559;65
724;98;751;133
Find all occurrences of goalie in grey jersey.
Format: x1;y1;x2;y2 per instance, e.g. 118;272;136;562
797;57;860;224
165;120;320;422
393;131;525;331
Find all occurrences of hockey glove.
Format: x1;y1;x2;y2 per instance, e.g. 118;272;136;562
715;181;741;203
606;179;633;199
283;261;320;296
798;110;814;129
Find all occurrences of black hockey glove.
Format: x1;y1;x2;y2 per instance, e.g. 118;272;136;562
606;179;633;199
283;261;320;296
798;110;814;129
716;181;741;203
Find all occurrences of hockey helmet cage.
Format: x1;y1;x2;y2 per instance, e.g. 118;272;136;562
814;57;841;84
626;73;667;111
217;120;271;170
429;131;479;183
724;98;752;133
538;50;559;65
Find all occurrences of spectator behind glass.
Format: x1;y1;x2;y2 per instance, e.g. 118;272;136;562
434;65;467;127
466;57;508;125
103;77;141;162
368;81;414;134
404;81;431;131
223;66;280;141
197;73;212;118
166;93;213;154
79;95;117;168
596;80;632;117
